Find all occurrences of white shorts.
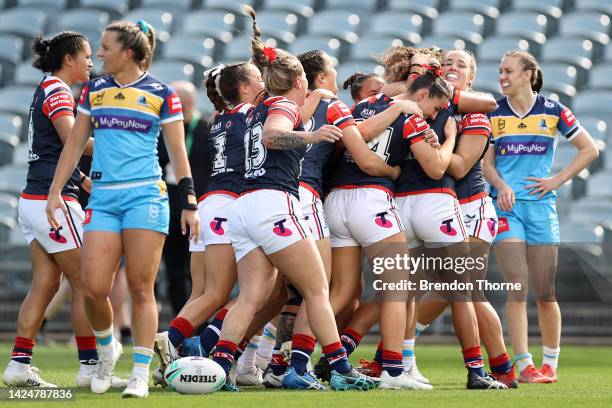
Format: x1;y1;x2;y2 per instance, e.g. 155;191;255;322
231;189;311;262
396;193;468;247
189;192;238;252
324;186;404;248
299;184;329;241
18;195;84;254
460;195;498;244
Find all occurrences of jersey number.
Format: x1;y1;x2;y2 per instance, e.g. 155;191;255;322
367;127;393;162
211;132;228;175
245;123;266;176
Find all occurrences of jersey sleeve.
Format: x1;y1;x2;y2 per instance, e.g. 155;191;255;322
269;99;301;128
77;82;91;116
555;101;580;140
326;99;356;129
160;85;184;124
460;113;491;138
402;114;430;144
42;89;74;121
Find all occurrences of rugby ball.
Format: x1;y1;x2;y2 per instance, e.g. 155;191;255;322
164;357;226;394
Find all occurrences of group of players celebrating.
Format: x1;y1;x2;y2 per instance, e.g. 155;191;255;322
3;4;599;399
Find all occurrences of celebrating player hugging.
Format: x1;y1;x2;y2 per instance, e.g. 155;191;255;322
3;3;600;400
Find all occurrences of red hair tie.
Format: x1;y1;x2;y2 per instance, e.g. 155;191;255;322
421;64;443;77
263;46;277;62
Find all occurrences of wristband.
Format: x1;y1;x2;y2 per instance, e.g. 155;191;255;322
178;177;197;210
80;175;87;185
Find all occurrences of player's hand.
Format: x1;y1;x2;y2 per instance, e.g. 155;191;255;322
311;124;342;144
181;208;200;243
81;177;92;193
497;183;515;212
395;100;423;117
390;165;401;180
444;116;457;141
45;190;68;231
423;129;440;148
524;176;562;199
312;88;337;100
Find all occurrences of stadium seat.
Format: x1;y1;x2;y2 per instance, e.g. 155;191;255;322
11;141;28;164
288;35;345;64
0;214;17;244
54;9;110;37
0;85;35;120
559;11;610;49
0;163;28;196
573;91;612;124
472;61;500;93
179;10;237;44
0;192;18;215
580;116;609;143
11;62;42;87
385;0;441;31
541;36;595;71
17;0;68;12
124;8;177;44
79;0;130;20
307;10;362;43
585;65;612;91
139;0;193;13
324;0;380;14
0;132;18;167
161;35;216;81
539;62;579;105
336;61;385;93
432;12;486;45
0;113;22;141
204;0;256;15
368;12;424;44
541;88;573;109
0;7;47;40
575;0;612;14
446;0;500;32
495;11;549;45
585;170;612;200
0;34;24;86
260;0;315;18
570;197;612;225
254;10;301;47
197;97;215;119
347;36;405;63
510;0;563;32
218;34;255;63
560;221;605;242
419;34;478;55
477;36;537;63
552;142;579;173
149;60;195;87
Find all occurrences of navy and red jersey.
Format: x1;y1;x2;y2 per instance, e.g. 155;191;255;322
204;103;253;198
300;98;355;197
330;93;429;192
243;96;306;198
23;76;80;199
454;113;492;203
394;89;460;197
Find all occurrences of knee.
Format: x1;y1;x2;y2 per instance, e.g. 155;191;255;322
127;282;155;305
536;300;558;310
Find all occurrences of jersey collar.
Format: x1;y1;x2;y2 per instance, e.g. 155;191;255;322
505;92;538;119
111;71;149;88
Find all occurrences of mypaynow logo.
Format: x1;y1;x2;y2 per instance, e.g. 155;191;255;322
498;141;548;155
94;115;152;132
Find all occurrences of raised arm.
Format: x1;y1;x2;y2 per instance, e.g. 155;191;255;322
410;116;456;180
262;113;341;150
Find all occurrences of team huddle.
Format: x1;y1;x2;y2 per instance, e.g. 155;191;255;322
2;5;600;399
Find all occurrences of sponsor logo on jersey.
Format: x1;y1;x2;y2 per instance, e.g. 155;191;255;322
94;115;152;132
225;120;232;129
360;108;376;118
408;115;428;132
48;227;67;244
498;141;548;155
210;217;227;235
544;100;555;109
137;95;148;106
465;114;490;128
560;107;576;127
114;92;125;100
518;122;527;129
487;218;497;237
93;91;105;106
440;219;457;236
539;118;548;129
497;119;505;131
497;217;510;233
169;94;182;114
375;212;393;228
273;219;292;236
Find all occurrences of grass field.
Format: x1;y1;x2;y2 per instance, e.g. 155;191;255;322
0;343;611;408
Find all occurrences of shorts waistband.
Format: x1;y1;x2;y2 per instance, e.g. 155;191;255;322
198;190;240;202
395;187;457;198
94;179;160;190
458;191;488;204
299;181;321;199
20;193;79;203
331;184;393;195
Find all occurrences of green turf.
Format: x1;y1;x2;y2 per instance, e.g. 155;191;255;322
1;343;611;408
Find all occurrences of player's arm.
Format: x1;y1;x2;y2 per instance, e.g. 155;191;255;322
410;116;456;180
482;144;515;211
456;90;497;114
263;112;341;150
358;101;423;141
163;119;200;240
447;114;490;179
524;129;599;198
380;81;407;97
53;115;94;155
299;89;335;123
342;125;400;179
46;113;93;229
